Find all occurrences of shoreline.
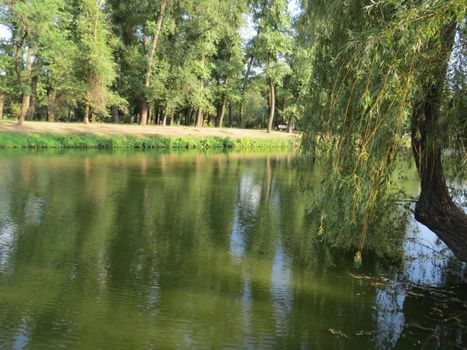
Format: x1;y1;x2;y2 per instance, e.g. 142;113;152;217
0;121;300;149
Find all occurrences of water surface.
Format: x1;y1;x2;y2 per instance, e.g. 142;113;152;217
0;150;465;349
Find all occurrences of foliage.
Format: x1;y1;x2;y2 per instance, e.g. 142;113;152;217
0;131;298;149
300;0;466;258
75;0;117;115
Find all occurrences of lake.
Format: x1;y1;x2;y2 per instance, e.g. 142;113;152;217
0;150;465;349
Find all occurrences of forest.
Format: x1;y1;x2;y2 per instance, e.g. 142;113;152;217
0;0;304;132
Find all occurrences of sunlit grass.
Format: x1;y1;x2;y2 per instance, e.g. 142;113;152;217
0;133;298;150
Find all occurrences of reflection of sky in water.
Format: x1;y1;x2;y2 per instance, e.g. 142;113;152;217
271;244;293;336
403;222;451;286
13;324;30;350
375;189;467;348
0;222;16;269
24;196;44;226
374;283;405;349
230;206;246;262
231;168;294;341
375;223;456;348
229;172;261;262
238;173;261;211
0;187;15;270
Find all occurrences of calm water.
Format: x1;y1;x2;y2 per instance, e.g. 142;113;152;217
0;150;465;349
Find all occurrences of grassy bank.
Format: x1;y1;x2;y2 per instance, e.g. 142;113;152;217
0;132;299;150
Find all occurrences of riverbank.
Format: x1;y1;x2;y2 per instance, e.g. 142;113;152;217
0;121;300;149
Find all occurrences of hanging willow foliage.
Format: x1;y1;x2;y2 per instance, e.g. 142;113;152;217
301;0;466;261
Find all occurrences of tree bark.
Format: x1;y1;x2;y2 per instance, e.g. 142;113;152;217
140;0;167;126
411;21;467;262
84;103;90;124
228;103;232;127
239;103;244;128
238;56;254;129
218;96;227;128
111;105;119;123
217;76;229;128
47;88;57;122
17;46;33;126
267;79;275;133
26;75;38;120
0;94;4;119
287;116;295;133
162;109;167;126
196;108;203;127
169;114;174;126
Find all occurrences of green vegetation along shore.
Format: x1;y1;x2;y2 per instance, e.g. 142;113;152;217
0;133;297;150
0;121;299;150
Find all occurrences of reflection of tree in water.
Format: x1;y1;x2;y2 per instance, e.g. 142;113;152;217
271;244;293;335
305;154;467;348
303;157;411;261
374;283;406;349
0;151;465;349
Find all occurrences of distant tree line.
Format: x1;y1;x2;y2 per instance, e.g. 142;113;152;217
0;0;307;133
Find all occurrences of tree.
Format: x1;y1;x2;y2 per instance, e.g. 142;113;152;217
2;0;79;124
0;18;14;119
301;0;467;261
75;0;117;124
139;0;167;126
250;0;292;133
211;2;244;128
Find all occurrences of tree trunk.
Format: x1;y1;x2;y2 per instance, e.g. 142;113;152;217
148;105;153;124
228;103;232;127
17;46;33;126
0;94;4;119
140;102;149;125
18;96;30;126
411;21;467;262
239;56;254;128
140;0;167;126
162;109;167;126
267;79;275;133
84;103;90;124
218;96;227;128
196;108;203;127
169;114;174;126
280;97;286;125
217;76;229;128
47;88;57;122
155;107;161;125
287;116;295;133
239;103;244;128
26;75;38;121
111;105;119;123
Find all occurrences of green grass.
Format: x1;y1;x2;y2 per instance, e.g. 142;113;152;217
0;133;299;150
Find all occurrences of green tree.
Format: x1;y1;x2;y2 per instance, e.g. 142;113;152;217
139;0;167;126
75;0;117;123
301;0;467;261
250;0;292;133
0;25;13;119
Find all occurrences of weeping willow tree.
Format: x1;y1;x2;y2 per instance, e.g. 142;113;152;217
301;0;467;261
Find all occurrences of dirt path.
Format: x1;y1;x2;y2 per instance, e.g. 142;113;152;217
0;120;300;140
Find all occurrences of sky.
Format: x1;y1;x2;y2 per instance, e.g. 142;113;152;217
0;24;9;41
240;0;301;43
